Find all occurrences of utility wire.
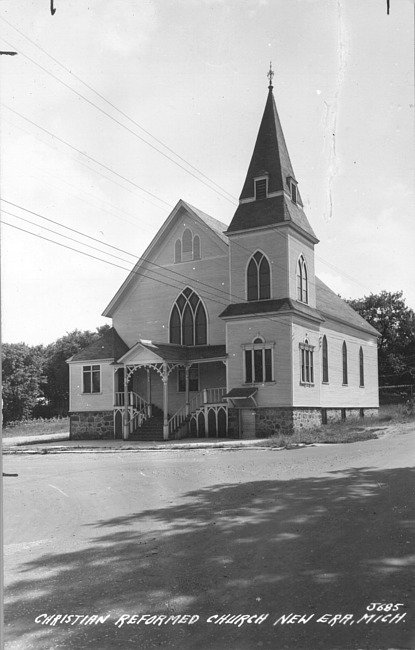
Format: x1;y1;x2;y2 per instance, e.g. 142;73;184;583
2;103;173;210
2;212;377;350
0;28;237;205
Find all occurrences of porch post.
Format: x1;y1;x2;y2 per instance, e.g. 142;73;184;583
123;364;129;440
203;388;209;438
146;368;152;418
162;362;169;440
185;365;190;417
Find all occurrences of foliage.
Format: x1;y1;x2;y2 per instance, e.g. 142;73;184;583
2;325;110;422
347;291;415;385
2;343;45;424
41;325;110;416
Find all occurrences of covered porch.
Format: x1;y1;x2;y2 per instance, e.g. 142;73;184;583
114;341;228;440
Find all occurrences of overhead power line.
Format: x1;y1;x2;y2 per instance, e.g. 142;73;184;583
2;103;173;210
0;23;237;205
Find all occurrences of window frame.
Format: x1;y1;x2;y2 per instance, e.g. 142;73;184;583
296;255;308;304
254;175;268;200
174;229;202;263
322;335;329;384
243;337;274;384
82;364;101;394
359;346;364;387
169;288;208;346
246;251;271;301
342;341;348;386
299;340;315;386
177;365;199;393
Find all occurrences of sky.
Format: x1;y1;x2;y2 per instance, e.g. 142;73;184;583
0;0;413;346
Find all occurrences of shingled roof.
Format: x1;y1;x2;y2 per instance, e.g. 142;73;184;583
220;279;379;337
315;278;379;336
68;327;129;362
239;86;300;202
226;195;318;241
226;85;317;242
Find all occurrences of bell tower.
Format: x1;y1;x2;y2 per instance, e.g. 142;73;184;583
225;65;319;309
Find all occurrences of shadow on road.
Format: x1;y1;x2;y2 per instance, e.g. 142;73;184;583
4;466;415;650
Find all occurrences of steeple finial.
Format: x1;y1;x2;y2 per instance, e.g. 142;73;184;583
267;62;274;90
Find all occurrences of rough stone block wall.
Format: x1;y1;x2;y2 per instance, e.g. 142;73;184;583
345;409;360;420
256;407;294;436
326;409;342;423
70;411;114;439
363;408;379;418
292;408;322;431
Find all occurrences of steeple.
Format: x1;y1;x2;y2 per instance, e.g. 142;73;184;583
226;68;317;242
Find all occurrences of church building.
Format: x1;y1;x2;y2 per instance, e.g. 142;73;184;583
67;71;379;440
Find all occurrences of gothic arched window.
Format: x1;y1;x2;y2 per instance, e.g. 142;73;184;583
182;228;193;254
297;255;308;303
169;288;207;346
359;346;364;387
247;251;270;301
342;341;348;385
174;239;182;263
322;335;329;383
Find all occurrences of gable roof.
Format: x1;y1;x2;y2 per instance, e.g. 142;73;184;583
102;199;229;318
315;278;379;336
68;327;129;363
184;202;228;244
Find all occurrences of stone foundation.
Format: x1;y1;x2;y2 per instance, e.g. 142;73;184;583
70;411;114;439
256;407;322;437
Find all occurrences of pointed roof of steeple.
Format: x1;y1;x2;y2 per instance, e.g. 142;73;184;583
239;83;300;202
226;70;317;242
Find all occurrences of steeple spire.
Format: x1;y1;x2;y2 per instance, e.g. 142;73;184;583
267;62;274;91
225;75;318;242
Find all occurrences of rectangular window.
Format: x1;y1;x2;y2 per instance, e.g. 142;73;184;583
83;364;101;393
245;347;273;383
178;366;199;393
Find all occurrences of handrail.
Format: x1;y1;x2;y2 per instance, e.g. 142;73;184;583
168;404;187;436
114;391;147;409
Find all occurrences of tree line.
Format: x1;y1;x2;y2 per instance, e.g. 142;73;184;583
2;325;110;424
2;291;414;425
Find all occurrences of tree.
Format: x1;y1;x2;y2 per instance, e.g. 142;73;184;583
2;343;45;423
42;325;110;416
347;291;415;385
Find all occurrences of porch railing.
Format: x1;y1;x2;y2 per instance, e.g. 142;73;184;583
115;391;150;434
168;404;188;437
190;387;226;412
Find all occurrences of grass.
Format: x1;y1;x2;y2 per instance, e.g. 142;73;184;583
2;417;69;438
267;403;415;449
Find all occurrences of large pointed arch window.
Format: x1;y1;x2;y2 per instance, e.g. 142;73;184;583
247;251;271;301
169;288;207;346
296;255;308;304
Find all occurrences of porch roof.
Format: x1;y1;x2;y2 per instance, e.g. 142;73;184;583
117;341;227;365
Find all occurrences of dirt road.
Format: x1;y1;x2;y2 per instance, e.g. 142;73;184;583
3;424;414;649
